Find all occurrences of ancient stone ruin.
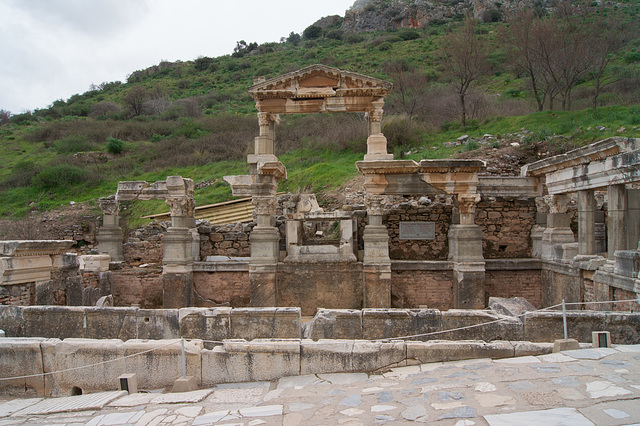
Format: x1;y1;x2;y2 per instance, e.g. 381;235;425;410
1;64;639;327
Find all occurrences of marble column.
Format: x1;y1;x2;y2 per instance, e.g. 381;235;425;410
162;196;194;308
578;190;596;255
448;194;485;309
607;184;627;258
249;187;279;307
531;197;549;258
363;194;391;308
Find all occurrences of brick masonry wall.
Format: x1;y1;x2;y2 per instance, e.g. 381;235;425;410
385;198;453;261
485;270;542;308
193;271;250;307
391;270;454;310
0;283;35;306
613;287;640;312
476;197;536;259
111;268;163;308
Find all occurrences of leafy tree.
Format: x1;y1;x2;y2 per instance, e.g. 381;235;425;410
286;32;301;45
303;25;323;40
441;17;490;126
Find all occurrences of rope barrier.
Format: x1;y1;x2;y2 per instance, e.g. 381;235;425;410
0;298;637;381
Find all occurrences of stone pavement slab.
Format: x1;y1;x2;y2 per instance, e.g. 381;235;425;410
11;391;126;416
2;344;639;425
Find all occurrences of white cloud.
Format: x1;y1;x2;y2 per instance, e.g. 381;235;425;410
0;0;355;113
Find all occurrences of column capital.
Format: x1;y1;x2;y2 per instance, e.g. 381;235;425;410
253;195;277;216
257;112;280;126
98;197;119;216
365;195;385;216
534;196;550;214
544;194;571;214
166;196;195;218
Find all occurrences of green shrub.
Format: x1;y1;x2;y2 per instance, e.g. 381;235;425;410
53;135;97;154
398;29;420;40
106;137;125;154
0;161;41;189
378;41;393;51
344;33;365;44
465;140;479;151
33;164;90;188
303;25;322;39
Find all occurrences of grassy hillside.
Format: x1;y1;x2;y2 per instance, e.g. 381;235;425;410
1;2;640;225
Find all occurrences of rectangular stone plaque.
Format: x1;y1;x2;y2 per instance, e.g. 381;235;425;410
399;222;435;240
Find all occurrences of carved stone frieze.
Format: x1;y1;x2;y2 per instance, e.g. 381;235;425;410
253;196;277;216
544;194;571;214
98;196;119;216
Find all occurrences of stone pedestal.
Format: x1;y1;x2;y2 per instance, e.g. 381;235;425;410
250;226;280;265
162;226;193;308
249;263;277;307
363;225;390;264
363;263;391;308
96;225;124;262
541;214;575;261
448;225;486;309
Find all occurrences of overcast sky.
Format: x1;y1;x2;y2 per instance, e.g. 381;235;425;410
0;0;356;114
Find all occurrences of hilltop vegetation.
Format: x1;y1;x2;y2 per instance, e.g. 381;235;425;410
0;0;639;227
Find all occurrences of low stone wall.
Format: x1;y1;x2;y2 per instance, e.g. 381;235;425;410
0;337;553;397
3;305;639;345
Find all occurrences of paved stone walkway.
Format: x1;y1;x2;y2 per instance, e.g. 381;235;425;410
1;345;639;425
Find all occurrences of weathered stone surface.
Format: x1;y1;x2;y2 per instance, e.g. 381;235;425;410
84;307;137;341
489;297;536;318
352;340;405;372
0;337;48;396
300;339;355;374
440;309;523;342
407;340;514;364
524;311;608;343
179;307;231;342
135;309;180;340
202;339;300;385
361;308;440;341
23;306;86;339
614;250;640;278
306;309;363;340
231;307;301;340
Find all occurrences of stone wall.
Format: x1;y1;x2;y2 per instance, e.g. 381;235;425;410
0;337;553;397
485;268;542;308
199;223;253;258
193;267;250;307
111;268;163;308
3;305;639;345
384;196;453;261
0;283;34;306
390;262;453;309
476;197;536;259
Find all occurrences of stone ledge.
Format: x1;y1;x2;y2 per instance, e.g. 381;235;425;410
391;261;452;271
485;259;542;270
193;261;249;272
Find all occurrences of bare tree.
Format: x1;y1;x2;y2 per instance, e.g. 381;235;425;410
384;61;433;122
441;17;491;126
122;86;149;116
0;109;10;125
587;13;636;110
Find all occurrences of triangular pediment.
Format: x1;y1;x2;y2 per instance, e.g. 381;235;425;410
249;64;392;100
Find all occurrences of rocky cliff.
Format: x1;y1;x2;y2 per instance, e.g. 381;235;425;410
340;0;552;32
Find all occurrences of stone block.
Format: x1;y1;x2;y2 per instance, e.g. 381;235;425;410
306;309;363;340
230;307;300;340
440;309;523;341
0;337;48;396
408;340;514;364
604;312;640;344
351;340;406;372
179;307;231;342
614;250;640;278
361;309;440;341
136;309;180;340
592;331;611;348
23;306;86;339
0;305;24;337
172;376;197;393
84;307;137;340
489;297;536;318
118;373;138;394
513;341;554;357
202;339;300;385
553;339;580;352
162;272;194;309
300;339;355;374
41;338;201;396
524;311;608;343
80;255;110;272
